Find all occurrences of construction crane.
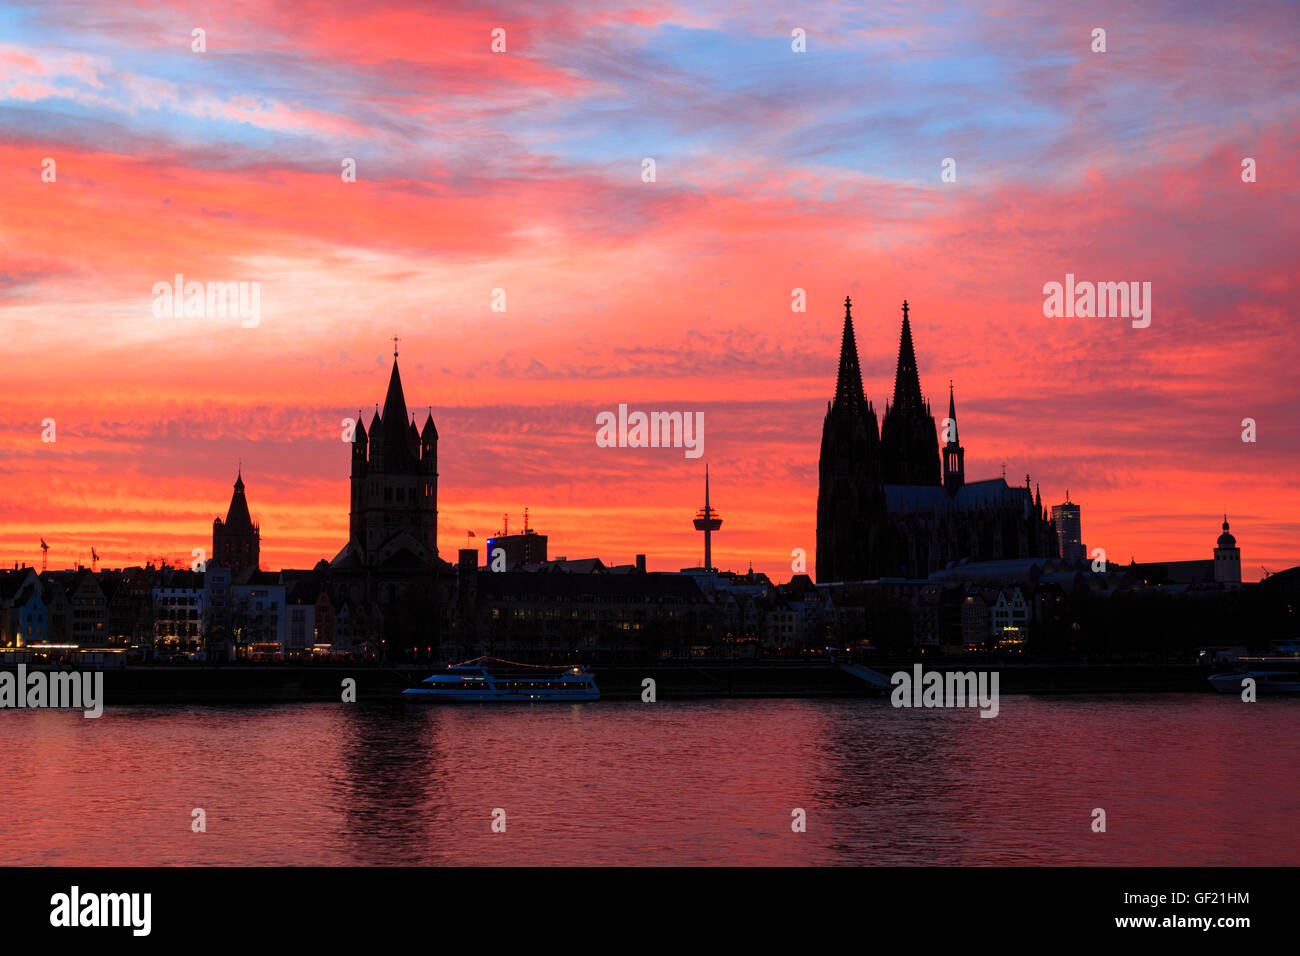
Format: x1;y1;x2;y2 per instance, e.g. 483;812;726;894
40;538;48;572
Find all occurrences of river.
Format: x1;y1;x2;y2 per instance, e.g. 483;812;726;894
2;695;1296;865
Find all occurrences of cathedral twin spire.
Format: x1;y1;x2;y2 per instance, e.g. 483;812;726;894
819;299;1057;580
889;300;928;417
834;297;940;486
833;296;868;410
833;296;934;419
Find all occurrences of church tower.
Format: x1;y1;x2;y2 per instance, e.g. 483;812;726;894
349;411;368;545
213;468;260;576
342;339;439;568
419;404;439;558
1214;515;1241;586
880;301;941;486
816;297;884;582
943;381;965;496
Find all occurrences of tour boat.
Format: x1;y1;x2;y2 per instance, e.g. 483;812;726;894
403;656;600;702
1209;670;1300;694
1209;641;1300;694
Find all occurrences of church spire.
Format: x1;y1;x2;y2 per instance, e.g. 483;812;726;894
379;348;418;472
833;296;866;409
942;378;965;496
213;467;260;576
945;379;959;447
880;299;941;486
382;356;408;427
891;299;925;414
221;469;255;534
818;295;885;584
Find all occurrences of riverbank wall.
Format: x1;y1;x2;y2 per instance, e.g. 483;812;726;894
0;660;1217;704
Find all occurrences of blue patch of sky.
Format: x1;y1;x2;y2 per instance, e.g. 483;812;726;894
499;22;1074;186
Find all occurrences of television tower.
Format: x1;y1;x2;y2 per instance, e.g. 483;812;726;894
693;466;722;571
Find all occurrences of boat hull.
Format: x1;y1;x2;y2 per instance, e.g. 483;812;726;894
405;657;600;702
402;688;599;702
1209;672;1300;694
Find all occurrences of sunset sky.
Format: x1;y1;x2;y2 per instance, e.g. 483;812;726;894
1;0;1296;582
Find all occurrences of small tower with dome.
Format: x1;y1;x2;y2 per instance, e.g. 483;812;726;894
1214;515;1241;586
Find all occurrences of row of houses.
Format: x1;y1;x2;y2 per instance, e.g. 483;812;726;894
448;558;1037;659
0;557;793;662
0;564;385;661
0;549;1276;663
749;575;1029;654
752;550;1263;656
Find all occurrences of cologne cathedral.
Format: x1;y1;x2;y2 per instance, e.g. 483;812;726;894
816;298;1057;582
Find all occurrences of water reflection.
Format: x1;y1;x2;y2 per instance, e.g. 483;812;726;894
334;703;448;865
0;696;1295;865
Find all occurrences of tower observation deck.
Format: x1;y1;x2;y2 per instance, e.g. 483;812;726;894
693;466;722;571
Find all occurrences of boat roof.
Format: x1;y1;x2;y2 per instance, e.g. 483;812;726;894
450;655;581;669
